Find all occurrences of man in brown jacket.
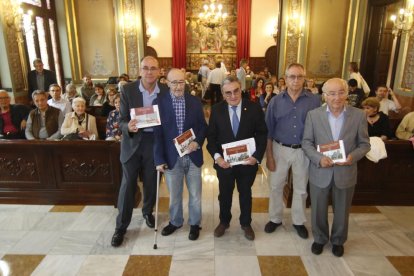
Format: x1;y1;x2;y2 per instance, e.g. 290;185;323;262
25;90;63;140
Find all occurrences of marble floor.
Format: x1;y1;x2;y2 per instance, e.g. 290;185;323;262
0;149;414;276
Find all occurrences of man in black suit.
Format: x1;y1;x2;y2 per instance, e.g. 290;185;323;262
207;76;268;240
111;56;169;247
27;59;57;101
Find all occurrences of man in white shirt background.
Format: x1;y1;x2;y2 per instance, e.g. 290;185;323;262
375;86;401;115
47;84;72;115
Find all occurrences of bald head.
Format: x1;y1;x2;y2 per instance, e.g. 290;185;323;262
167;68;186;97
322;78;348;95
322;78;348;113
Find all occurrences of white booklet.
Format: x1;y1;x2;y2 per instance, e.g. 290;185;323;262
174;128;196;157
317;140;346;163
222;138;256;165
130;105;161;129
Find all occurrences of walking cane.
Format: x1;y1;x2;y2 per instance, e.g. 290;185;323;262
153;170;161;249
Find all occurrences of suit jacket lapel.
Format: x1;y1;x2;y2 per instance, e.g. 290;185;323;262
338;109;351;140
319;108;334;141
222;102;234;138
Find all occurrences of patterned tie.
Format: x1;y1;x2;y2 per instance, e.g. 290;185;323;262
231;106;239;137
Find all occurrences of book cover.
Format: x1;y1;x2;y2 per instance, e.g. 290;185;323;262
317;140;346;163
222;138;256;165
174;128;196;157
130;105;161;129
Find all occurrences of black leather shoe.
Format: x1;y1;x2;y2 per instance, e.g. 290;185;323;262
189;225;201;241
143;214;155;228
264;221;282;233
311;242;324;255
293;224;309;239
161;223;182;236
332;244;344;257
111;230;125;247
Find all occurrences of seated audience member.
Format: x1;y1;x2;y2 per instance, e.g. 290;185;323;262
81;75;94;104
375;86;401;115
274;77;287;94
361;97;393;140
63;84;80;104
105;94;122;141
261;82;275;110
119;73;130;82
101;86;118;117
159;76;167;84
396;111;414;140
263;67;272;81
89;83;106;106
250;77;265;103
347;79;365;108
305;79;319;94
61;97;98;140
0;90;30;139
26;90;63;140
47;84;72;115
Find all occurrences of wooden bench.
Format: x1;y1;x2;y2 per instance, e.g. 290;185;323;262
283;139;414;206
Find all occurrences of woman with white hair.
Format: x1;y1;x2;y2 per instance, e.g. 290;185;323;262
61;97;99;140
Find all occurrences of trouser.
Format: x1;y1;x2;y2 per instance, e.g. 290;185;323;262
268;141;309;225
115;133;157;232
164;155;202;227
217;164;258;226
310;179;355;245
209;83;222;106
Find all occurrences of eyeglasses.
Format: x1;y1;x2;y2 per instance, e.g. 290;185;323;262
223;89;241;98
141;66;159;72
324;91;348;97
169;81;186;87
286;75;305;81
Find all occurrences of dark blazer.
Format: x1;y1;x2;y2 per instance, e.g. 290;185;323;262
119;80;169;163
207;99;268;168
28;69;57;99
0;104;30;138
154;92;207;169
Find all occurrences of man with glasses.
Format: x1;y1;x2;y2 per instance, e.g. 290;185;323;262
265;63;320;239
207;76;267;241
111;56;169;247
302;78;370;257
154;68;207;240
0;90;30;139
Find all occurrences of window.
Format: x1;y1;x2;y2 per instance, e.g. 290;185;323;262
21;0;63;87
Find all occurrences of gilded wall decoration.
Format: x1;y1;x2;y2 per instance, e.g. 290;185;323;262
1;0;28;102
402;34;414;91
63;159;110;177
122;0;139;78
284;0;301;66
185;0;237;70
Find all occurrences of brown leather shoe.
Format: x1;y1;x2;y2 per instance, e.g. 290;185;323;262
214;223;229;237
241;226;255;241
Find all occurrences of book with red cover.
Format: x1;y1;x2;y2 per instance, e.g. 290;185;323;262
317;140;346;163
130;105;161;128
174;128;196;157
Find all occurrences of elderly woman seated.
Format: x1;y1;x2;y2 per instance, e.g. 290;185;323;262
101;85;118;117
89;83;106;107
105;94;121;141
61;97;99;140
361;97;393;140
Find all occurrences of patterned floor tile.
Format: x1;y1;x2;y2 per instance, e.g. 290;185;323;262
258;256;307;276
1;254;45;276
387;256;414;276
123;255;172;276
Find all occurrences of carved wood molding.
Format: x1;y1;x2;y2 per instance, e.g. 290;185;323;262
0;157;37;177
63;158;110;177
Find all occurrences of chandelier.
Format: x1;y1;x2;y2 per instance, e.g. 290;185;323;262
198;0;228;29
390;1;414;36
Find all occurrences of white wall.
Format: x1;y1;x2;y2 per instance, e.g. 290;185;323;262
250;0;279;57
0;22;12;89
145;0;172;57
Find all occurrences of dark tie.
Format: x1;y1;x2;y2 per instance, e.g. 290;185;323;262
231;106;239;137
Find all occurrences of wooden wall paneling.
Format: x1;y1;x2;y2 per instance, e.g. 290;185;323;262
249;57;267;75
158;58;173;70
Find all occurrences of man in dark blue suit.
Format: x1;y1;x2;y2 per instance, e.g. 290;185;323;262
27;59;57;101
154;68;207;241
207;76;268;241
111;56;169;247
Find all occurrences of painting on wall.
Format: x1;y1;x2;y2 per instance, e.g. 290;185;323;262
185;0;237;70
75;0;118;79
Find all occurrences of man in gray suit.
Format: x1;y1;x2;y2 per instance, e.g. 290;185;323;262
302;78;370;257
111;56;169;247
